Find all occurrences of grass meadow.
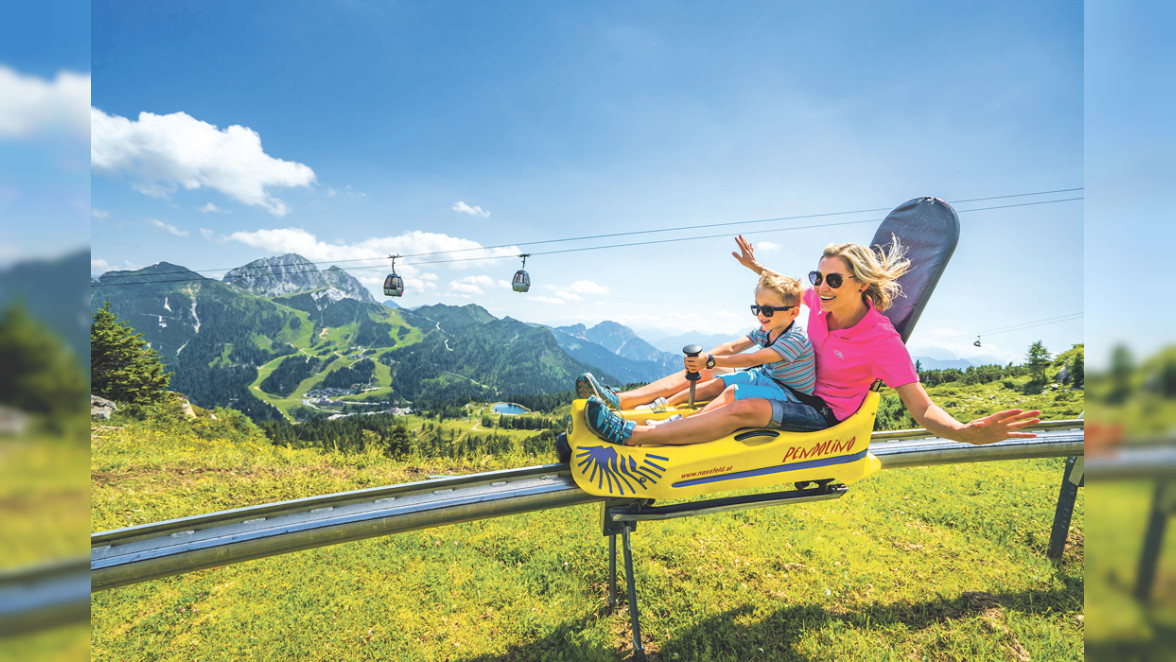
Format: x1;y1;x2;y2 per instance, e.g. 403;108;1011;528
90;413;1085;661
0;436;90;662
1083;481;1176;661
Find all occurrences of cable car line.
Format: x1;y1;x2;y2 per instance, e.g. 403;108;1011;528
938;312;1084;343
388;187;1086;262
95;190;1083;283
949;187;1083;204
90;193;1083;288
91;193;1082;284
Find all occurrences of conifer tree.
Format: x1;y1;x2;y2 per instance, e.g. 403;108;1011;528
0;301;87;416
91;300;172;404
1025;340;1051;385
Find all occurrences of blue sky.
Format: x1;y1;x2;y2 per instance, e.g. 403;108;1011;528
0;0;90;262
1086;1;1174;368
88;1;1085;365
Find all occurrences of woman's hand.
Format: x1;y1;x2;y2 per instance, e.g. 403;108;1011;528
732;235;762;274
959;409;1042;445
896;382;1041;445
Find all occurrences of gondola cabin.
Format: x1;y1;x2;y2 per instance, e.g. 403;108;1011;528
383;273;404;297
512;270;530;292
512;254;531;292
383;255;404;297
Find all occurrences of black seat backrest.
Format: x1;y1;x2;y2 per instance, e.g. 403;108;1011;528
868;197;960;343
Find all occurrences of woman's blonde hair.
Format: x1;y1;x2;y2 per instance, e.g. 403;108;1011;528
822;234;911;312
757;272;803;306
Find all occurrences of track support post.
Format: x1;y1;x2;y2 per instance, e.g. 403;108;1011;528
601;499;647;661
1135;479;1175;602
1047;456;1084;560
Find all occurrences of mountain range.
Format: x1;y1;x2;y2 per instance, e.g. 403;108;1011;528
90;254;683;421
90;252;991;422
1;249;90;362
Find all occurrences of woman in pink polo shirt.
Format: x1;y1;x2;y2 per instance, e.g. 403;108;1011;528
732;234;1041;444
580;235;1040;447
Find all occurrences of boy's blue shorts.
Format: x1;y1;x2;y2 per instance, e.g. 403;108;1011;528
717;371;826;432
718;370;795;403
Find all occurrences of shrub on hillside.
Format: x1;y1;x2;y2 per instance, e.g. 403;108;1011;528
874;391;915;431
187;407;268;444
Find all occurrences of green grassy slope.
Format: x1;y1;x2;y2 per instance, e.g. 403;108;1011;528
90;413;1085;661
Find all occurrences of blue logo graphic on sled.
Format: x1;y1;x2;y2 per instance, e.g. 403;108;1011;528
576;445;668;496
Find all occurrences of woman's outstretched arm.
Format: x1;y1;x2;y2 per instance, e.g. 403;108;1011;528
732;235;785;278
895;382;1041;445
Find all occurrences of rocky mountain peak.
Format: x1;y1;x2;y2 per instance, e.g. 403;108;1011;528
223;254;376;304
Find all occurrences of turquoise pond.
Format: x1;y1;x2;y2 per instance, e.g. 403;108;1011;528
491;403;529;415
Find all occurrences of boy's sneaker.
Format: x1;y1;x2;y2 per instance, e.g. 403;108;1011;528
634;397;670;413
644;413;683;427
575;373;620;409
574;372;597;399
584;396;635;445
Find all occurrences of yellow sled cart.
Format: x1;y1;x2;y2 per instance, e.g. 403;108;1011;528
566;385;883;500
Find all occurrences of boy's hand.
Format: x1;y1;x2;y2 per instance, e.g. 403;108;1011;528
684;354;710;372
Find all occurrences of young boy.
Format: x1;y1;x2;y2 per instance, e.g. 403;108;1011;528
580;273;828;446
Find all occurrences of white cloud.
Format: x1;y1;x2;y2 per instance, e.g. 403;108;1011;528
200;202;228;213
449;274;509;295
93;258;142;273
200;228;215;239
91;108;316;216
147;218;188;237
452;201;491;218
450;277;488;295
0;67;89;140
327;187;337;197
758;241;780;252
407;276;438;291
570;280;609;295
224;228;521;278
91;208;110;220
531;295;566;305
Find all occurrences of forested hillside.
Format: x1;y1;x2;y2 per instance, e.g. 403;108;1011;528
90;261;664;421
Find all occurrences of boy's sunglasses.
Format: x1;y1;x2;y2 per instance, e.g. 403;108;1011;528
750;304;794;318
808;270;851;289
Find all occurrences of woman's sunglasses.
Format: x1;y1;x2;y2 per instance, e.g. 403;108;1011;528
808;270;852;289
750;304;794;318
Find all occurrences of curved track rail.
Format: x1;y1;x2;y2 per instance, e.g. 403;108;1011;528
1;421;1087;637
91;421;1083;592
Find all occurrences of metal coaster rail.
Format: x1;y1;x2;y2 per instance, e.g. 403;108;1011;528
89;420;1084;593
